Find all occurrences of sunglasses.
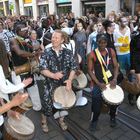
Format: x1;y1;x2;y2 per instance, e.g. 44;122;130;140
21;27;28;31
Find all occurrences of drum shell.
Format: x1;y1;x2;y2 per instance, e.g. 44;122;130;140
14;58;39;75
3;126;34;140
14;63;31;75
121;78;140;95
3;129;17;140
101;102;109;113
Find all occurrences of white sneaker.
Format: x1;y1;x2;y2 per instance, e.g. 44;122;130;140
60;111;68;117
54;111;68;119
75;97;88;106
54;111;60;119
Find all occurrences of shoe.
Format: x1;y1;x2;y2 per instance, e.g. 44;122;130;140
54;111;68;119
58;119;67;131
110;118;117;127
41;122;48;133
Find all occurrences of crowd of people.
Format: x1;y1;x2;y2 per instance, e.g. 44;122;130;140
0;9;140;139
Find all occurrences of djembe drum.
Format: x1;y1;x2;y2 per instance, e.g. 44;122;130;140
53;86;76;109
3;114;35;140
14;57;39;75
102;85;124;105
72;70;88;91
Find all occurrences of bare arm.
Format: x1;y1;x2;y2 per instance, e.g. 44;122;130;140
87;53;100;85
0;93;28;114
10;38;33;58
87;53;106;90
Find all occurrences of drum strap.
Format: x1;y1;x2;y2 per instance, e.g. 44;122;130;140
95;49;108;84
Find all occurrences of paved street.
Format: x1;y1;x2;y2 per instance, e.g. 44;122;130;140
24;84;140;140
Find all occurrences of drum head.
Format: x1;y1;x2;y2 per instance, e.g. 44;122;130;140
54;86;76;109
8;115;34;135
73;73;87;89
102;85;124;105
137;96;140;110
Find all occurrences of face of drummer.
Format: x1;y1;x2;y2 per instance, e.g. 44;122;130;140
51;32;64;49
19;26;28;38
98;39;107;50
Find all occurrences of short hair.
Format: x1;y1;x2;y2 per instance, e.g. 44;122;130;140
15;23;26;34
102;20;113;31
96;33;108;43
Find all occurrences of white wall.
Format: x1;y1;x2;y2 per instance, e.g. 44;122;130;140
19;0;24;15
106;0;120;16
71;0;82;18
32;0;38;20
48;0;56;15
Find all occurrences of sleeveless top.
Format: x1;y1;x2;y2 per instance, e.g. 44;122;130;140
11;38;32;66
91;48;114;84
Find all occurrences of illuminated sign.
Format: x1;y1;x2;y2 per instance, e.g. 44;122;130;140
24;0;32;4
56;0;71;3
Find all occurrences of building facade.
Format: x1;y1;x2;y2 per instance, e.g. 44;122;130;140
0;0;140;19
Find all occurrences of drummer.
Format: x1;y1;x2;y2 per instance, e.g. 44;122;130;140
39;30;78;132
10;23;42;111
87;33;119;131
0;38;32;139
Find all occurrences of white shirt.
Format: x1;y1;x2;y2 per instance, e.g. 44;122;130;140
45;40;75;55
113;26;131;55
0;65;25;102
0;65;25;126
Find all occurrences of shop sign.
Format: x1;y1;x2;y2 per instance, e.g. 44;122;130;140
24;0;32;4
56;0;71;3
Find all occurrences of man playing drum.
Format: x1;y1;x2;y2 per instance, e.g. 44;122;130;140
87;33;119;131
39;30;78;132
10;23;42;111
